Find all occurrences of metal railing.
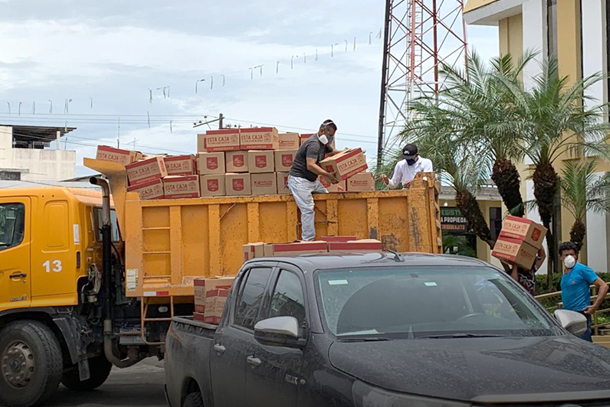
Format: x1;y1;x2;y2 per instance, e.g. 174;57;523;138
535;285;610;336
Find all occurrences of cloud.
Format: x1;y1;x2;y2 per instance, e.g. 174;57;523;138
0;0;499;179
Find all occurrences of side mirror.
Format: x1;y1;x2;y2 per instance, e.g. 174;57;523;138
555;309;588;337
254;316;305;348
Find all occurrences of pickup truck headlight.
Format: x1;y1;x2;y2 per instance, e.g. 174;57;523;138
352;380;470;407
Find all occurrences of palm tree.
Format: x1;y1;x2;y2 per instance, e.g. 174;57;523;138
402;109;495;248
560;160;610;251
436;52;536;216
500;58;610;273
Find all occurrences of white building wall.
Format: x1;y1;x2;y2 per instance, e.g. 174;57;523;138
0;125;76;181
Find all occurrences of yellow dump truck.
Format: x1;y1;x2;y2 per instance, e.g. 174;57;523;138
0;158;441;407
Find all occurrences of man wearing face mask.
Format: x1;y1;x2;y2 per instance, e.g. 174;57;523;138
288;120;341;241
559;241;609;342
380;144;434;189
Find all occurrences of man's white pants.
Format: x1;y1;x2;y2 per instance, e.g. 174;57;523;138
287;175;328;241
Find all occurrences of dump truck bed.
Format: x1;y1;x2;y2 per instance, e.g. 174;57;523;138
84;158;441;298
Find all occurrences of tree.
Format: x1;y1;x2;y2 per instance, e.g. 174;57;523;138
560;160;610;251
401;107;495;248
500;58;610;273
436;52;536;216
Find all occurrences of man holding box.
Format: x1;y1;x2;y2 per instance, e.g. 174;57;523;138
380;144;433;188
559;242;609;342
288;119;341;241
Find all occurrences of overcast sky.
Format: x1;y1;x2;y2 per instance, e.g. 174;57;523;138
0;0;498;177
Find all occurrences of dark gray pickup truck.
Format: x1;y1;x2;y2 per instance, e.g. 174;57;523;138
165;253;610;407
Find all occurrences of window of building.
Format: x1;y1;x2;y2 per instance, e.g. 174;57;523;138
490;207;503;241
547;0;558;58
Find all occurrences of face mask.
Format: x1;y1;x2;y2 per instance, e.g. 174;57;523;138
564;255;576;269
406;158;416;166
319;134;329;145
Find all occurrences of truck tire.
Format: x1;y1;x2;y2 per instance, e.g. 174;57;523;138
61;355;112;391
0;320;63;407
183;392;204;407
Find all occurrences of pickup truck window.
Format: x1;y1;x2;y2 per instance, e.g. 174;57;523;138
234;267;273;330
268;270;306;334
0;203;25;251
317;267;554;339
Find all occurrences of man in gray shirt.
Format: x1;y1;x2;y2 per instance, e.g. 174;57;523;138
288;119;340;241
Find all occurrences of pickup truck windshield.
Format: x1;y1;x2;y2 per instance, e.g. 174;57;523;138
317;267;555;339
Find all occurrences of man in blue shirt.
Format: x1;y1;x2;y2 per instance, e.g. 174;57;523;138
559;241;609;342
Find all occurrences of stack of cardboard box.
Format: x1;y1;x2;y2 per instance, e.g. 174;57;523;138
243;237;383;260
491;216;547;269
95;126;374;200
193;277;235;324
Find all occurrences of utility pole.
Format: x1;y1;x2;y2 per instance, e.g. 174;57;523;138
219;113;224;129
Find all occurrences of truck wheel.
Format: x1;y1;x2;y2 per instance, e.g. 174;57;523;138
0;321;63;407
61;355;112;391
183;392;204;407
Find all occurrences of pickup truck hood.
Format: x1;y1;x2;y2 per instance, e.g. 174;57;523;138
329;336;610;402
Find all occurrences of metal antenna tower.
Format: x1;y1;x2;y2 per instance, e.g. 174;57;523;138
377;0;468;167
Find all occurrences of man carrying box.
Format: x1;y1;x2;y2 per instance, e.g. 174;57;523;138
380;144;433;188
288;119;341;241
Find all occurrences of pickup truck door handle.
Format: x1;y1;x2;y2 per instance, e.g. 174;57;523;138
246;356;261;368
9;272;27;280
213;344;226;354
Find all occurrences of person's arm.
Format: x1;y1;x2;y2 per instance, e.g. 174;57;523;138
422;158;434;173
306;157;337;182
325;145;343;157
534;247;546;271
382;161;404;189
585;276;609;315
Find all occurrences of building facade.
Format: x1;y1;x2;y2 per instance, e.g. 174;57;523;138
0;125;77;181
464;0;610;273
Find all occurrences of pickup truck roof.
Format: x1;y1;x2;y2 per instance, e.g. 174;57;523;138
246;252;491;272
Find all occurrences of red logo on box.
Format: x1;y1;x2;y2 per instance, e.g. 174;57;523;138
207;157;218;170
532;229;541;242
207;179;219;192
281;154;293;167
233;155;245;167
233;178;244;191
255;156;267;168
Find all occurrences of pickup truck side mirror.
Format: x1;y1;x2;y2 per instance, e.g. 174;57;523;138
554;309;588;337
254;316;305;348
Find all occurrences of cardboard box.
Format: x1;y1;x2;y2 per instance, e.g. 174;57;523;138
300;133;314;145
320;148;368;181
197;134;206;153
127;178;164;200
320;176;346;193
499;216;547;249
251;173;277;196
193;277;234;314
226;151;249;173
248;150;275;173
163;175;201;199
239;127;279;150
126;156;168;186
164;155;196;176
279;133;300;150
277;172;290;195
492;237;539;270
200;175;225;197
203;288;230;324
347;172;375;192
226;173;251;196
275;150;297;172
204;130;241;152
328;239;383;253
193;312;206;322
243;242;265;262
264;241;329;256
197;152;225;175
96;145;137;166
322;236;358;242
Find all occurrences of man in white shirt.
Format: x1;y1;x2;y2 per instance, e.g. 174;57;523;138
380;144;433;189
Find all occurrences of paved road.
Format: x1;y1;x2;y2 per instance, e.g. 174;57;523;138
46;359;167;407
